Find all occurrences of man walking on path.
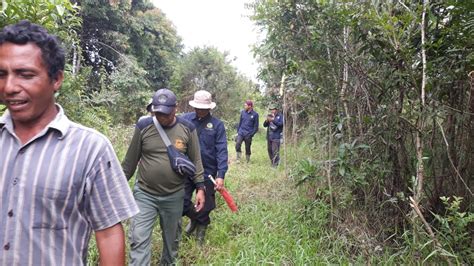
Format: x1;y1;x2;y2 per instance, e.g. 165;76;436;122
235;100;259;163
122;88;206;265
180;90;228;245
0;20;139;265
263;104;284;167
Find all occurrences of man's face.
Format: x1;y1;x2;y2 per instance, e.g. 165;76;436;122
155;107;176;126
244;103;251;111
270;109;278;115
195;108;210;119
0;42;63;128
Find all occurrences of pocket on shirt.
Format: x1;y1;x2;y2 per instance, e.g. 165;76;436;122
32;187;70;230
202;129;216;146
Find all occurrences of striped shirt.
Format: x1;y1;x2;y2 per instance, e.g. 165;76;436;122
0;105;139;265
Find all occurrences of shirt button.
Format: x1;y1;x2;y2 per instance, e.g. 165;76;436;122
4;243;9;250
12;178;18;185
8;210;13;217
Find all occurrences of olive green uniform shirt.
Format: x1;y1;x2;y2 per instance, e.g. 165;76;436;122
122;116;204;196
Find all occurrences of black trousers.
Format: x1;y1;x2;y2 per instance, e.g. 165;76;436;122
183;178;216;226
267;139;281;166
235;134;253;155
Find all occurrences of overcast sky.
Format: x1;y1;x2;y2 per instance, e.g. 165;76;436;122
152;0;260;81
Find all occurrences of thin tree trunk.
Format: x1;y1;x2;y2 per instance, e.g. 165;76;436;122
341;26;352;140
414;0;428;202
72;43;80;75
327;108;334;225
291;98;298;143
280;74;288;179
466;72;474;199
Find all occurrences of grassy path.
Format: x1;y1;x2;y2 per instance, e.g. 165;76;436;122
175;134;337;265
97;126;466;265
88;129;359;264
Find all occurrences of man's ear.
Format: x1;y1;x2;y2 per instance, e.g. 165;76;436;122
53;70;64;92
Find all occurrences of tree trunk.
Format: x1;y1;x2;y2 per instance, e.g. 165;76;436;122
341;26;352;141
280;74;288;179
414;0;428;201
327;108;334;225
464;71;474;201
72;43;81;75
291;98;298;144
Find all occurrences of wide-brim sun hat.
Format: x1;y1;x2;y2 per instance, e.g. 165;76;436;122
189;90;216;109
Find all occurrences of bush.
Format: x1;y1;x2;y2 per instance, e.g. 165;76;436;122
432;196;474;264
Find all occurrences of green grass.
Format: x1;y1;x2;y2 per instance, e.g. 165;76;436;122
88;129;390;265
84;125;474;265
175;133;344;265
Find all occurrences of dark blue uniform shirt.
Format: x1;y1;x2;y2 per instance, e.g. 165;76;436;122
237;109;259;138
263;111;284;140
180;112;229;179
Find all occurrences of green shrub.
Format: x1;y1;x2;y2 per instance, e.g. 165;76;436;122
433;196;474;264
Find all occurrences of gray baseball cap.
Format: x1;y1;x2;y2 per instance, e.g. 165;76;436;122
151;89;177;114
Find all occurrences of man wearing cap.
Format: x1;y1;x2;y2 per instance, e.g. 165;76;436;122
180;90;228;245
122;88;206;265
235;100;259;163
263;105;284;167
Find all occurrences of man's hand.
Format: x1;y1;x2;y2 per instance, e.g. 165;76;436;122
214;177;224;191
267;114;274;122
194;189;206;212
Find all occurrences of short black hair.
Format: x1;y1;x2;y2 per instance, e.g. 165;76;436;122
0;20;65;80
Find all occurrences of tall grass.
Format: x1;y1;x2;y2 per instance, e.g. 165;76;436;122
88;128;406;264
177;134;347;264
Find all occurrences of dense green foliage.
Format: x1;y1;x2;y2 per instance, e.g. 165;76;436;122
251;0;473;263
171;46;258;127
76;0;255;125
76;0;180;124
1;0;254;127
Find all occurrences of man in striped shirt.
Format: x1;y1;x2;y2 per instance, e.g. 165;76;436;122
0;20;139;265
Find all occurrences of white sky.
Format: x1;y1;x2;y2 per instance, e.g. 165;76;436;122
152;0;260;81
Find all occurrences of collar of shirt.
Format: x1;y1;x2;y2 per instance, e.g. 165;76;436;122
194;113;211;122
0;103;70;139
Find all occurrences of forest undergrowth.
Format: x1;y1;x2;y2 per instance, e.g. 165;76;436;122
83;124;474;265
146;133;367;265
89;129;427;265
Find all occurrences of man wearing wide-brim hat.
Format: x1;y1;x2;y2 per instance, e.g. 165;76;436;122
263;104;284;167
180;90;229;245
